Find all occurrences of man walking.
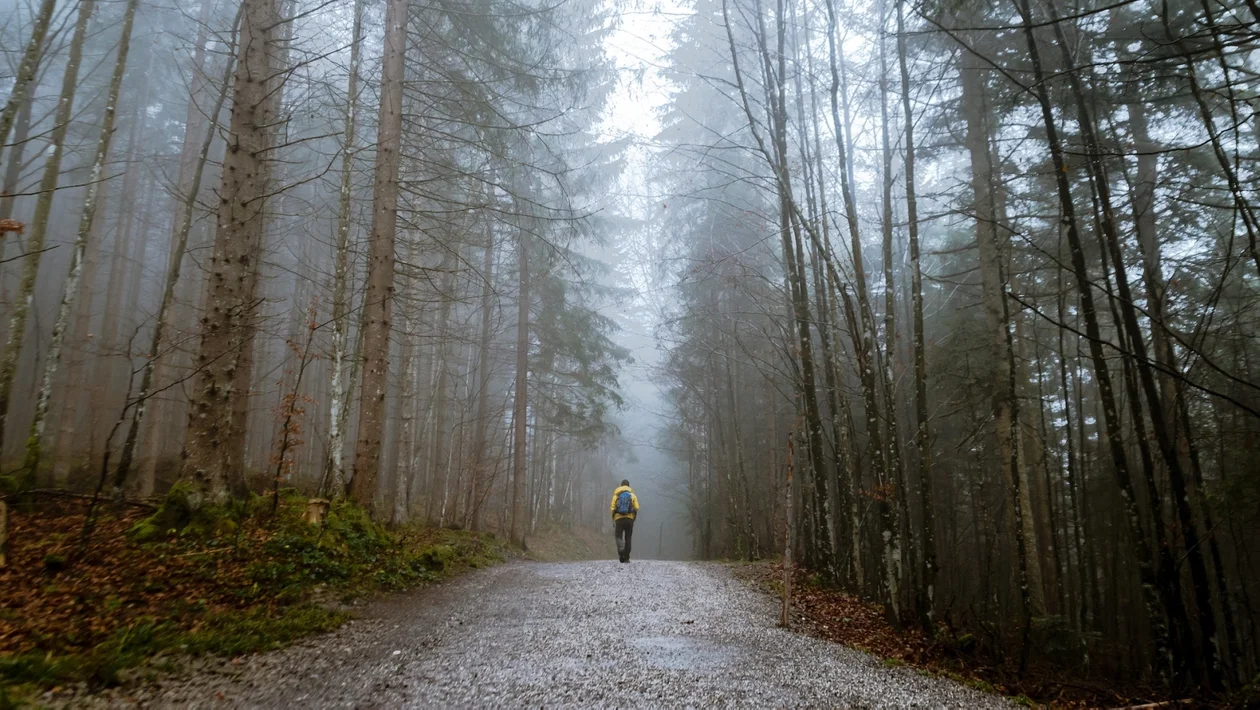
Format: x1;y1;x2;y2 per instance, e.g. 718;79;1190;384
610;479;639;563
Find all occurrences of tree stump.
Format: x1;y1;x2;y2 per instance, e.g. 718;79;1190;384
303;498;330;526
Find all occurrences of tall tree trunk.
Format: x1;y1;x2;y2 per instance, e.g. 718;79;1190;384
430;263;455;525
896;0;937;631
135;0;216;495
324;0;365;497
0;0;96;458
820;0;899;613
0;0;56;174
349;0;407;509
878;8;913;614
112;19;239;497
0;97;32;335
178;0;282;504
510;223;530;546
467;213;495;530
22;0;140;477
1010;0;1176;681
802;29;856;582
1057;278;1092;630
0;98;32;227
1128;95;1242;680
96;104;145;371
960;46;1036;668
50;178;107;482
392;275;415;526
1045;0;1220;684
773;0;832;573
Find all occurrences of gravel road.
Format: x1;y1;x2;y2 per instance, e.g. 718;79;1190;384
84;561;1011;708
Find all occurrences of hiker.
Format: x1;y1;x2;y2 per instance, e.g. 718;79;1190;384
610;479;639;563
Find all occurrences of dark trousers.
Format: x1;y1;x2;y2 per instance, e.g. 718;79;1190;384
615;518;634;562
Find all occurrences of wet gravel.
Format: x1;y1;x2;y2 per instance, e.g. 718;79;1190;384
80;561;1011;708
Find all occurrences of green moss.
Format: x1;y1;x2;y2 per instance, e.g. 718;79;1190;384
416;544;456;572
129;483;251;544
0;606;347;692
5;495;508;699
0;683;19;710
182;605;348;658
129;483;204;542
963;677;997;694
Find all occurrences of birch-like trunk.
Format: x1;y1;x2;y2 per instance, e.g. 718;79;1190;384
324;0;365;497
0;98;32;230
49;178;107;483
22;0;141;477
430;264;455;525
822;0;897;617
0;0;56;171
877;9;911;615
0;0;97;456
392;274;415;526
94;80;151;462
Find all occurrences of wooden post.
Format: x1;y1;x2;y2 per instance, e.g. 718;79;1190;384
0;500;8;568
781;432;793;628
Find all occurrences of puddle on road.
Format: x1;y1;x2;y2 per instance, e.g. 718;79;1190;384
630;635;739;671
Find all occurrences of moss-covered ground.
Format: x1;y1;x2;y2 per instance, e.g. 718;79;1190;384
0;489;508;703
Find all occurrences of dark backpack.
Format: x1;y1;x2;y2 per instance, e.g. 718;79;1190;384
615;490;633;516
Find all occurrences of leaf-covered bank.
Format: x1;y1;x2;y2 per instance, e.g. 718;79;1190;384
735;562;1244;709
0;491;508;701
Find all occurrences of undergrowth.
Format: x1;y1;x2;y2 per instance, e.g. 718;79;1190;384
0;489;508;701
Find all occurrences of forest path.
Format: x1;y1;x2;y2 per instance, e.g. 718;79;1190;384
93;561;1010;708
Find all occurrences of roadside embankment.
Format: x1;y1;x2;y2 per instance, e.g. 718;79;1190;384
0;489;509;704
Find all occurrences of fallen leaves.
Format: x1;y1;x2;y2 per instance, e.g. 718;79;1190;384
0;499;262;661
735;562;1202;709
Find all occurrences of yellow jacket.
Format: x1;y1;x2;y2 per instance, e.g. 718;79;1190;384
610;486;639;521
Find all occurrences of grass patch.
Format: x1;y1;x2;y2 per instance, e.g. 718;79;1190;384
0;491;509;701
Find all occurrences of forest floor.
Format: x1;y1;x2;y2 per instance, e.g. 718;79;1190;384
733;561;1234;709
524;523;609;562
3;497;1233;708
36;560;1011;708
0;492;510;705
